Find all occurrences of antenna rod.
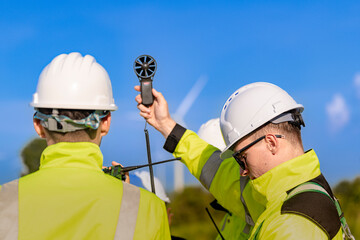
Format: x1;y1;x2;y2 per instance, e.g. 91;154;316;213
121;158;181;173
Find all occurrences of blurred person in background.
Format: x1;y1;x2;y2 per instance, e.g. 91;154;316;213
198;118;253;239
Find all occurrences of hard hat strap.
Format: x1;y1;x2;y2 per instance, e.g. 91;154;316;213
34;109;109;133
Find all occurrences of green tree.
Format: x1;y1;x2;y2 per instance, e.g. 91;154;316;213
20;138;47;176
334;176;360;239
169;186;225;240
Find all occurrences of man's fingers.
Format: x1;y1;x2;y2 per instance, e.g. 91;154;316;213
135;94;142;104
135;86;165;106
112;161;121;166
137;103;151;113
110;161;130;183
124;172;130;184
152;88;166;105
139;111;151;119
152;88;161;98
134;85;141;92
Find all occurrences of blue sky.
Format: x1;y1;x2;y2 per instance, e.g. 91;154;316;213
1;1;360;190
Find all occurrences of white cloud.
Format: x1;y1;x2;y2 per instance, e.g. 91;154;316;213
326;94;350;133
354;73;360;98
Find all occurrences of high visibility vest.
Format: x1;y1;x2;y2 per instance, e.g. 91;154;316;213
0;180;141;240
0;142;171;240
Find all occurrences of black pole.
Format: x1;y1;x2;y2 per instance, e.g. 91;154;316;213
205;207;225;240
144;124;156;193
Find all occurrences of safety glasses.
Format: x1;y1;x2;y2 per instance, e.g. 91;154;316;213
232;134;284;170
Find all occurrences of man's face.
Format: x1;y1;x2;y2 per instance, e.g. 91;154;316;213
233;135;271;180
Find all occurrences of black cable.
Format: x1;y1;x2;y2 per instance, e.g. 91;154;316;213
205;207;225;240
144;122;156;193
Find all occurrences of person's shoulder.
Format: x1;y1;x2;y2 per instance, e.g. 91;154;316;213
280;189;341;239
136;186;168;224
138;187;164;204
261;213;332;239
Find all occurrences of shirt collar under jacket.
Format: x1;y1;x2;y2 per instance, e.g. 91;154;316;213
39;142;104;171
249;149;321;206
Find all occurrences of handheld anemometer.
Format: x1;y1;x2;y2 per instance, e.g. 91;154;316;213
133;55;157;106
131;54;158;193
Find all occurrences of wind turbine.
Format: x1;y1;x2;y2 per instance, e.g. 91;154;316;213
172;75;207;192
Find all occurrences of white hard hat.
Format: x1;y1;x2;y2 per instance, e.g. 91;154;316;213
197;118;226;150
220;82;304;159
31;52;117;111
133;171;170;203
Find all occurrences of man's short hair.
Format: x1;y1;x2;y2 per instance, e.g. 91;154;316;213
38;108;95;120
252;121;303;150
38;108;99;143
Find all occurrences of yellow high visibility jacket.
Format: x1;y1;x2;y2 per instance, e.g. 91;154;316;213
215;213;250;240
164;125;343;239
0;142;171;240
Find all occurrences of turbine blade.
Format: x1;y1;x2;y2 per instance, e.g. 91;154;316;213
174;75;208;118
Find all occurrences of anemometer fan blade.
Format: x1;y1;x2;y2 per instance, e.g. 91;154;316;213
139;56;145;64
135;68;142;75
134;55;157;79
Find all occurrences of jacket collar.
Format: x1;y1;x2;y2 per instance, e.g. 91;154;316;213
39;142;103;171
250;149;321;205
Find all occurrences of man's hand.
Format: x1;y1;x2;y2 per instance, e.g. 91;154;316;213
111;161;130;183
103;161;130;183
135;86;176;138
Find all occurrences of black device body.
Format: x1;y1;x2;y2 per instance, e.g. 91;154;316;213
134;55;157;106
103;157;181;181
103;165;127;181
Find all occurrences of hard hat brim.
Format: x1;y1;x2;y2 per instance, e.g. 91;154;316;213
30;102;118;111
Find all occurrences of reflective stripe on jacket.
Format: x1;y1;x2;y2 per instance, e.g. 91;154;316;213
0;142;171;240
165;125;343;239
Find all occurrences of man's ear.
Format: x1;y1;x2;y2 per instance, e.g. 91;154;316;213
100;113;111;137
264;134;279;155
33;118;46;138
